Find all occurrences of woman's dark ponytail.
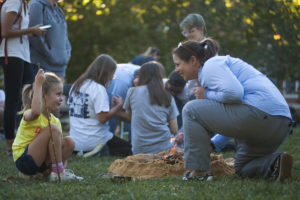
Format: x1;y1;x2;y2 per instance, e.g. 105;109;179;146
173;38;219;66
198;38;219;65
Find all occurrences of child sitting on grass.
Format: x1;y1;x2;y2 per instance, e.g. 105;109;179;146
117;61;179;155
68;54;132;157
12;69;82;181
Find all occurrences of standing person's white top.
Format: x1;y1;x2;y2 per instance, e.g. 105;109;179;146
0;0;30;62
68;79;113;151
0;89;5;102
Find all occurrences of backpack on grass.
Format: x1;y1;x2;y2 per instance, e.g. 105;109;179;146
0;0;23;64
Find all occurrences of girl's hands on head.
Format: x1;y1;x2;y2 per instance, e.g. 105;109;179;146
193;86;206;99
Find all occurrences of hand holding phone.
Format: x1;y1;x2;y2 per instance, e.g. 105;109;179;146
39;24;52;30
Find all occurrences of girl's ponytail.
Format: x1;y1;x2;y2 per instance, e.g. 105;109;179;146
18;84;33;114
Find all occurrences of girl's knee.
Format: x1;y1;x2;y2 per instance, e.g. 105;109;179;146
63;136;75;151
49;124;60;132
43;124;62;139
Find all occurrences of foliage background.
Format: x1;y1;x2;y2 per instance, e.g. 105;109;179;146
61;0;299;86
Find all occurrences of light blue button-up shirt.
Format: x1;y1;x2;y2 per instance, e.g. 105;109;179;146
199;55;291;119
201;56;292;150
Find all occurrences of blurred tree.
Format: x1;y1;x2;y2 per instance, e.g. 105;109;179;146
61;0;299;88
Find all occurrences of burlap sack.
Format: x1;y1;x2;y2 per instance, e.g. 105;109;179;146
108;148;235;179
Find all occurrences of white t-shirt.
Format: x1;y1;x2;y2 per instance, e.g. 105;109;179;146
0;89;5;102
68;80;113;151
0;0;30;62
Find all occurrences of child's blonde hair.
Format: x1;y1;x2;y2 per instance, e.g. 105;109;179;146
19;72;62;114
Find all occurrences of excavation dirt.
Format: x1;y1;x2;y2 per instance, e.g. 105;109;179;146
108;148;235;179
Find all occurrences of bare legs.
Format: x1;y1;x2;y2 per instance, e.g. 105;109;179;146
27;124;74;169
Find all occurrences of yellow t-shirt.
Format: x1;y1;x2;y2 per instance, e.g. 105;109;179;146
12;110;62;162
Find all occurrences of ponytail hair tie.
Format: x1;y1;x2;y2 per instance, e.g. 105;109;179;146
204;45;208;49
177;42;197;56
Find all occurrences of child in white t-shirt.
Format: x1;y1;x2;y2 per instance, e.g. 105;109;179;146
68;54;132;157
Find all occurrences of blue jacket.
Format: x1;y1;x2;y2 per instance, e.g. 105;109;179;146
29;0;71;76
130;55;156;66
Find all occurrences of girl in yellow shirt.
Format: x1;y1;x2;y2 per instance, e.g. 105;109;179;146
12;69;82;181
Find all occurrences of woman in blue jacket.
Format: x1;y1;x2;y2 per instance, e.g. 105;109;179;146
29;0;71;82
173;38;293;182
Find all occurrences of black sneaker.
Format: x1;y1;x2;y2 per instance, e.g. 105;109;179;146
182;171;213;181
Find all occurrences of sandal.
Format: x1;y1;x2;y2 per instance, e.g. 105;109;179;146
182;171;213;181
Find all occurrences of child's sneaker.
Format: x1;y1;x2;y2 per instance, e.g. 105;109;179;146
83;142;106;158
49;169;83;181
182;171;213;181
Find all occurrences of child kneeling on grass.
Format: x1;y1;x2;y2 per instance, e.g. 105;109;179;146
12;69;83;181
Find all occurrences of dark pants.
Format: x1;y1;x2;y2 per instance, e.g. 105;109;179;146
174;96;184;130
109;117;131;142
107;135;132;156
0;57;34;139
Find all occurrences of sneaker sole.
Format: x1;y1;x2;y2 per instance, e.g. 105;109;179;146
277;153;293;182
83;142;106;158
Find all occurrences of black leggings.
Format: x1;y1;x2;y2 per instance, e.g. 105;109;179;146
107;135;132;156
0;57;34;139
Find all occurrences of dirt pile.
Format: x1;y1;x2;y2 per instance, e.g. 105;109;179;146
108;148;235;179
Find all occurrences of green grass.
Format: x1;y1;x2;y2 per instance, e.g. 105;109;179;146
0;130;300;200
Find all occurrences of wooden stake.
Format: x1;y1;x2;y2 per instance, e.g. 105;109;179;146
46;100;61;181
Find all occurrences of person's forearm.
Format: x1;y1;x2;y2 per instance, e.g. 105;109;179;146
97;105;122;124
31;84;42;117
2;26;37;38
110;104;122;116
115;110;131;122
169;118;178;135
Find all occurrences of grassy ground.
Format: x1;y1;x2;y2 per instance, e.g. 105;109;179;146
0;130;299;200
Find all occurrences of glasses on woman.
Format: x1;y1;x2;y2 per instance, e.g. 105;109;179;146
181;28;197;37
